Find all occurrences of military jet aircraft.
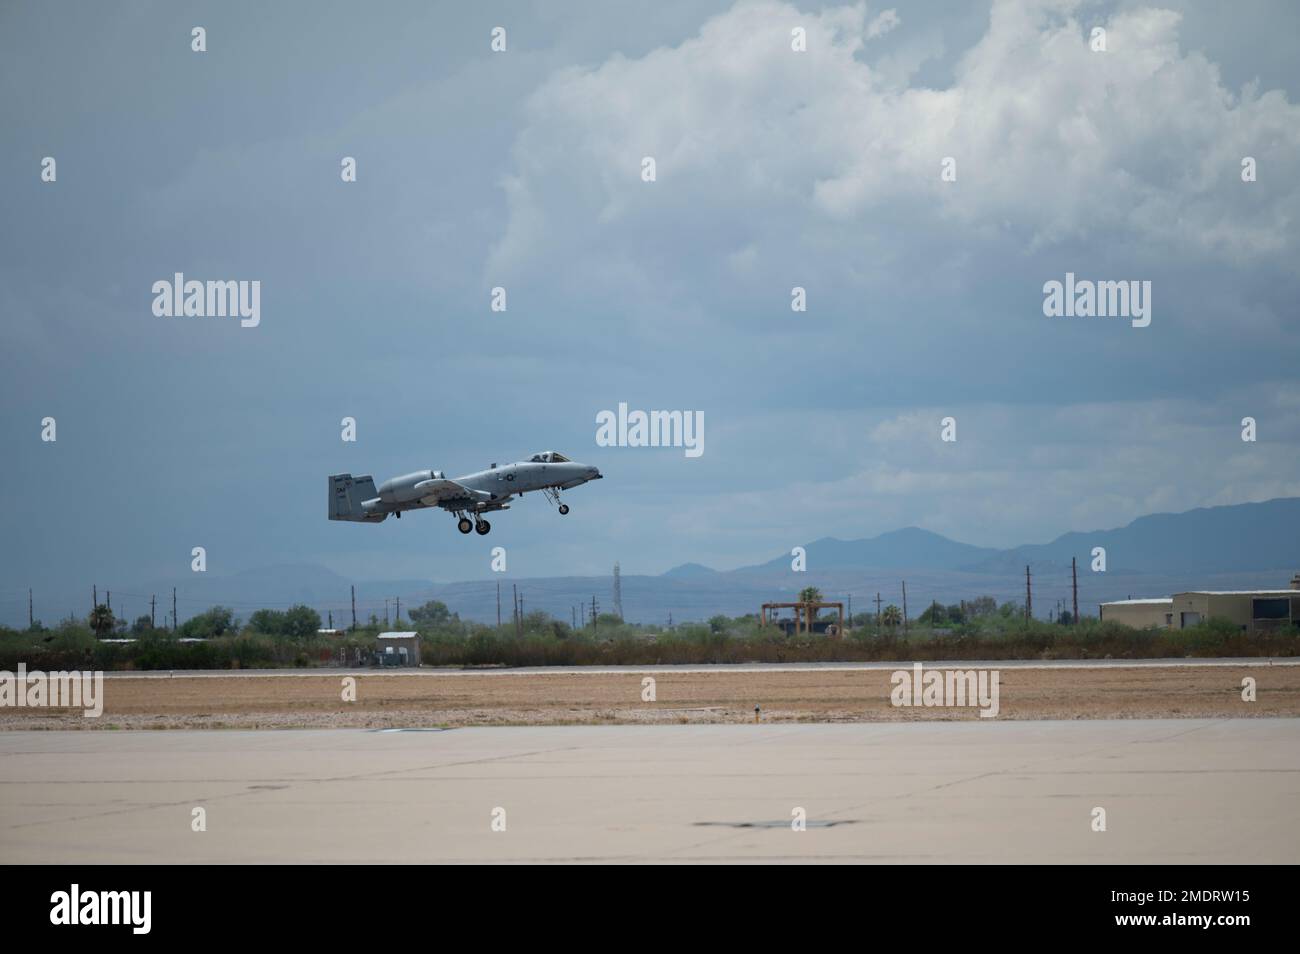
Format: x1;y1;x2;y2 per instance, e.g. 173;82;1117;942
328;451;602;535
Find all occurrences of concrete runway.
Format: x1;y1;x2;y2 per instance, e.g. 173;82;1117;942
2;720;1298;863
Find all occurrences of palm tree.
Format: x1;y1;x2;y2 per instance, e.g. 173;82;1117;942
88;604;116;638
795;586;824;633
881;604;903;632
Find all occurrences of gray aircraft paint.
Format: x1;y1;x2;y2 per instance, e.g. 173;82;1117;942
330;451;601;534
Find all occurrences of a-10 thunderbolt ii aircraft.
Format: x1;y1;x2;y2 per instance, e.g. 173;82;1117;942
328;451;602;535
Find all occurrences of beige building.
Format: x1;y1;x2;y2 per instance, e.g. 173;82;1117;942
1101;576;1300;633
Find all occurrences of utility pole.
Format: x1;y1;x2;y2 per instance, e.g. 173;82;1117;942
150;594;156;629
29;588;34;629
1072;556;1079;625
172;588;177;632
328;610;334;629
613;562;623;621
93;584;97;614
875;593;883;635
384;598;390;628
590;595;599;631
106;590;111;614
394;596;400;624
351;585;357;631
513;584;520;638
1025;565;1032;622
571;605;577;629
901;581;909;636
497;583;502;628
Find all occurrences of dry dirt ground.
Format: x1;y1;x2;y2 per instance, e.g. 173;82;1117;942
3;665;1297;729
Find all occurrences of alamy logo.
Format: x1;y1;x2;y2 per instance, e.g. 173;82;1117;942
152;273;260;328
595;402;703;458
1042;272;1150;327
890;663;1000;718
0;664;103;717
50;885;150;934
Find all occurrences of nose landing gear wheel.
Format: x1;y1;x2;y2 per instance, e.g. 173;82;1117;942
558;504;570;515
475;520;491;535
457;518;473;534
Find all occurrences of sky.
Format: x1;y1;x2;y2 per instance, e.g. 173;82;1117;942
2;0;1298;622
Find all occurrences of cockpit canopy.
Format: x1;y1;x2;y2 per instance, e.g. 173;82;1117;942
528;451;571;463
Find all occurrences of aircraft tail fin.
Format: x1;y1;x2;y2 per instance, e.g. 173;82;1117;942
329;473;385;522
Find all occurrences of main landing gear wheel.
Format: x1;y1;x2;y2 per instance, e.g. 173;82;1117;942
457;518;473;534
558;504;570;515
475;520;492;535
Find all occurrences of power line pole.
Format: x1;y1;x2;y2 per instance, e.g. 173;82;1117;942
513;584;520;638
612;562;623;621
901;581;908;635
1025;565;1033;622
384;598;390;628
150;594;156;629
1072;556;1079;625
590;595;599;631
106;590;111;613
28;588;34;628
93;584;97;614
875;592;883;635
172;587;177;632
394;596;400;624
328;610;334;629
351;585;357;631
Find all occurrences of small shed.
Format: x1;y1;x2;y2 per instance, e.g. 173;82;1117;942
376;631;421;666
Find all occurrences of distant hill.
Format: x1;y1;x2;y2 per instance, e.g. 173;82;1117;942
740;527;999;573
20;498;1296;628
964;498;1300;574
661;562;717;578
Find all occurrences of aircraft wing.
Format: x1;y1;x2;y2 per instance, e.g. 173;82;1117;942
414;477;493;507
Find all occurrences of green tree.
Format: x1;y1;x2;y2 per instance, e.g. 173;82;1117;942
88;604;115;638
881;604;903;631
708;614;729;634
248;608;286;635
179;606;237;639
281;605;322;640
408;600;453;626
798;586;823;604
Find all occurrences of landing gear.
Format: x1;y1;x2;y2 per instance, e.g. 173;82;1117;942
543;486;569;515
558;504;570;515
457;517;473;534
475;519;491;535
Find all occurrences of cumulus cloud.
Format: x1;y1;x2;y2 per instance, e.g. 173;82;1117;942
490;0;1300;293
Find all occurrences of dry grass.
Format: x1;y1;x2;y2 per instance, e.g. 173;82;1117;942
3;664;1297;729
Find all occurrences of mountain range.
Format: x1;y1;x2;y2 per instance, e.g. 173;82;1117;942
16;498;1299;628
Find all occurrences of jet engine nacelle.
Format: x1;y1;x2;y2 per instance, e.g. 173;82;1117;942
378;469;444;504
